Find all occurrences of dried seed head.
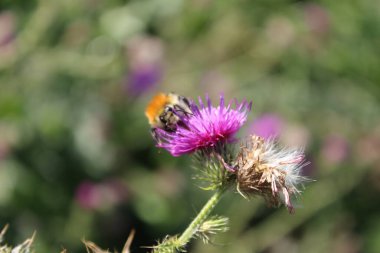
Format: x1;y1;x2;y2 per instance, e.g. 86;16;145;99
236;135;307;213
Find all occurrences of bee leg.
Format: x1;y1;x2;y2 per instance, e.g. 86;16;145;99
179;95;191;108
151;128;161;144
173;104;193;116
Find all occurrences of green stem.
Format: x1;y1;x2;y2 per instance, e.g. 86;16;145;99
178;188;225;246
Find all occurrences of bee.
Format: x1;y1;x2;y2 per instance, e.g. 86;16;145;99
145;92;192;139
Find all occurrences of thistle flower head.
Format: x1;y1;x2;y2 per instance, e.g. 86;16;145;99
192;153;232;191
235;135;307;213
156;94;251;156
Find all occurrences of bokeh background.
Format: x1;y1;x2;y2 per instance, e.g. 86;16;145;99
1;0;380;252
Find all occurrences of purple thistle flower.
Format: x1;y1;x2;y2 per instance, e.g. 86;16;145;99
155;95;252;156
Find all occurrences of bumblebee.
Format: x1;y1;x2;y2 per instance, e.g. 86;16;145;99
145;92;192;137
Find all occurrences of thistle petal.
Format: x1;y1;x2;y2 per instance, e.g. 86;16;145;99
155;95;251;156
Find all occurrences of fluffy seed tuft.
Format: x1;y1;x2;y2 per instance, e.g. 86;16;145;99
235;135;307;213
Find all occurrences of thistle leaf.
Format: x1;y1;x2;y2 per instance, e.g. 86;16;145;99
195;216;229;244
151;235;184;253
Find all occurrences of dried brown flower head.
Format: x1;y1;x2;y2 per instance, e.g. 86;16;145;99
236;135;307;213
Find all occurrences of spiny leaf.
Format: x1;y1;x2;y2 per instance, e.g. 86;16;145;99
195;216;229;244
151;235;184;253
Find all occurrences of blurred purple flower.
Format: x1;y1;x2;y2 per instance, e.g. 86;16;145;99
75;181;99;210
156;95;251;156
303;3;330;36
0;11;15;47
249;114;283;139
126;65;162;96
75;179;128;210
321;135;349;165
124;36;164;96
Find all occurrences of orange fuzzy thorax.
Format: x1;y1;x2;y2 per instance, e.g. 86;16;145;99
145;93;169;125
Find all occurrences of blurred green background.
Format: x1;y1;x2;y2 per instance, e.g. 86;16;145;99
0;0;380;252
